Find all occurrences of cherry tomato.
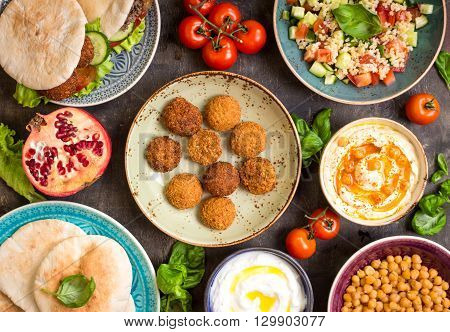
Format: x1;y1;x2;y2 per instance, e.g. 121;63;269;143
308;208;340;240
285;228;316;260
202;36;238;70
234;20;267;54
178;16;210;49
405;93;440;125
208;2;241;32
183;0;216;16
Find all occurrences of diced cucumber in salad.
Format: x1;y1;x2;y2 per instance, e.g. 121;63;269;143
282;0;434;88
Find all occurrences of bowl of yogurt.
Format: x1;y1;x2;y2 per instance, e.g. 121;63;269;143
204;248;314;312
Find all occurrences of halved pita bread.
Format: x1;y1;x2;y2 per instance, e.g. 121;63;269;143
0;292;23;312
0;0;87;90
0;219;85;312
34;235;132;312
76;0;134;38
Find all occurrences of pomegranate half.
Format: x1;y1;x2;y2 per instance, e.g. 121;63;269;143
22;107;111;197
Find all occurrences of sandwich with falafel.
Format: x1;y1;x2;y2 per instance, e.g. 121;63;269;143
0;0;152;107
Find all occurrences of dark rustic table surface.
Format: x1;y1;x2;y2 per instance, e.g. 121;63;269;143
0;0;449;312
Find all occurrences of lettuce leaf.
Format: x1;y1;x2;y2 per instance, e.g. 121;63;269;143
0;124;45;202
13;84;49;108
113;20;146;54
74;57;114;97
85;18;102;32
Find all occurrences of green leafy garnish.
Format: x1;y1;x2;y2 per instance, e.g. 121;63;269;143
435;51;450;89
292;108;333;167
439;179;450;197
0;124;45;202
333;4;382;40
157;242;205;312
74;57;114;97
430;153;448;183
13;84;49;108
85;18;101;32
42;274;96;308
418;194;447;217
112;20;146;54
431;170;446;184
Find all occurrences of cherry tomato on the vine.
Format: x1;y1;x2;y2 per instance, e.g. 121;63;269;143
234;20;267;54
183;0;216;16
405;93;440;125
285;228;316;260
308;208;340;240
208;2;241;32
202;36;238;70
178;16;210;49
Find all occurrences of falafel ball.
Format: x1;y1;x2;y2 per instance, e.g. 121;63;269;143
205;95;241;131
230;122;266;158
162;97;202;136
200;197;236;230
145;136;181;172
188;129;222;166
77;36;94;68
239;157;276;195
166;173;203;209
39;71;79;101
203;162;240;197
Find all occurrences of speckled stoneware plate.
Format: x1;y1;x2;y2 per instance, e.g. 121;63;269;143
273;0;446;105
0;0;161;107
328;236;450;312
125;71;301;247
0;201;160;312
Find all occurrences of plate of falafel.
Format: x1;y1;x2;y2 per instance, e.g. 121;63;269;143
125;71;301;247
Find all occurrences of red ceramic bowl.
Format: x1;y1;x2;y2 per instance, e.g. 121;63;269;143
328;236;450;312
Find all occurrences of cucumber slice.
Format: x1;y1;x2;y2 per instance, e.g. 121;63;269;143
324;74;337;85
291;6;305;20
305;30;316;42
336;52;351;69
307;0;319;7
323;63;334;72
86;31;110;66
419;4;433;15
299;0;306;5
342;78;350;85
289;26;298;40
302;12;318;26
281;10;290;21
110;23;134;42
406;31;418;47
415;15;428;29
309;61;328;78
393;0;404;3
333;30;344;41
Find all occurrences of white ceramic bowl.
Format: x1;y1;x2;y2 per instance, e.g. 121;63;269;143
319;118;428;226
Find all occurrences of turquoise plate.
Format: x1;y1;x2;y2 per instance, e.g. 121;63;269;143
0;201;160;312
0;0;161;107
273;0;446;105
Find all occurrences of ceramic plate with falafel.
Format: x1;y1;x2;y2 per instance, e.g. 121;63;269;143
125;71;301;247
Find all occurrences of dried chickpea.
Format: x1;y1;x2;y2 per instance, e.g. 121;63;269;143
361;294;369;304
357;270;365;278
343;293;352;302
363;307;374;312
412;254;422;264
394;255;402;264
351;275;360;286
373;278;381;289
371;259;381;269
367;299;377;309
344;301;352;308
381;276;390;284
420;265;428;273
375;301;383;312
365;275;376;285
434;276;443;286
434;304;443;312
399;291;406;298
341;306;350;312
400;261;409;272
432;285;443;295
379;268;388;277
353;305;362;312
429;268;438;279
403;256;411;263
420;288;430;295
352;291;361;300
407;290;418;301
386;255;394;263
352;299;361;307
412;263;422;270
399;297;412;308
423;307;431;312
442;281;449;291
419;270;429;279
422;295;433;307
364;266;375;276
398;282;408;292
346;285;356;293
389;293;400;303
422;278;433;289
443;297;450;308
406;307;414;312
363;284;373;294
402;269;411;280
389;302;399;311
411;280;422;290
383;303;391;312
369;290;377;299
372;271;380;279
410;269;419;280
381;283;393;294
388;262;398;273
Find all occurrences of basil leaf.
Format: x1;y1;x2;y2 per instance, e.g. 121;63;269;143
440;179;450;198
44;274;96;308
160;289;192;312
406;0;419;7
431;170;446;184
437;153;448;175
302;158;313;168
312;108;332;145
418;194;447;216
157;264;187;295
301;130;324;160
291;114;310;140
412;209;446;236
333;4;382;40
168;242;205;289
435;51;450;89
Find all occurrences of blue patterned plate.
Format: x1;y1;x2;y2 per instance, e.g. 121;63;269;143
0;201;160;312
0;0;161;107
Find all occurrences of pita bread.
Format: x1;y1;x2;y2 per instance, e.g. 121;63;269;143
0;219;85;312
34;235;132;312
126;295;136;312
0;292;23;312
76;0;134;38
0;0;87;90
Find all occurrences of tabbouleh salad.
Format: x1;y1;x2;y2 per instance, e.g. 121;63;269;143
283;0;435;87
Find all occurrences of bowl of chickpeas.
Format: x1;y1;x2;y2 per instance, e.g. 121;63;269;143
328;236;450;312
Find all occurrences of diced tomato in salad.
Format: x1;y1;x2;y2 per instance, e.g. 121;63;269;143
286;0;298;4
377;5;396;26
371;73;380;86
407;6;421;20
304;49;316;63
348;73;372;87
316;49;331;63
313;18;329;35
296;23;309;40
359;54;377;64
383;69;396;85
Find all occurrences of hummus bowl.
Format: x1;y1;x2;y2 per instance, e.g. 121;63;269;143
320;118;427;226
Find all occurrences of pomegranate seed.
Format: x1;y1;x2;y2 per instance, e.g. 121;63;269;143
64;111;72;117
82;160;90;167
28;148;36;155
93;133;100;141
51;147;58;157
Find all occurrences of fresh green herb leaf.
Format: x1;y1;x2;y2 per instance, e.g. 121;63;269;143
160;289;192;312
435;51;450;89
312;108;332;145
13;84;49;108
168;242;205;289
406;0;419;7
437;153;448;175
157;264;187;294
0;124;45;202
333;4;382;40
291;114;310;140
411;209;446;236
112;21;146;54
301;130;324;160
431;170;446;184
439;179;450;198
43;274;96;308
418;194;447;216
